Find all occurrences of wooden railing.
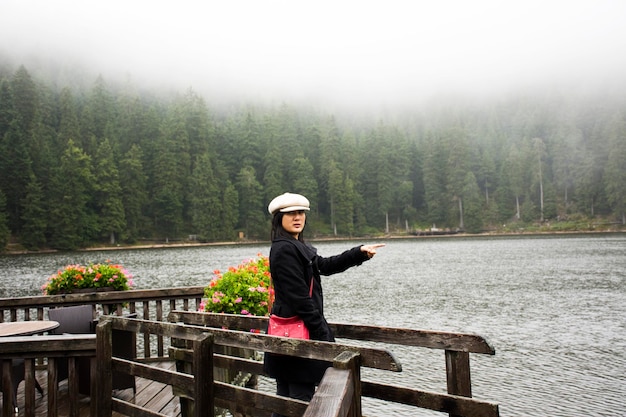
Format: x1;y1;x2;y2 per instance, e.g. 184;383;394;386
0;334;96;417
169;311;500;417
0;287;205;359
98;315;398;417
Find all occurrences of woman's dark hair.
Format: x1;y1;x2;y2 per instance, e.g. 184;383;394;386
270;212;305;242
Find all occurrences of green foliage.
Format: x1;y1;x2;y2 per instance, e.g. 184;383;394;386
48;139;97;250
201;255;271;316
0;189;9;251
94;138;126;243
20;174;47;250
0;64;625;252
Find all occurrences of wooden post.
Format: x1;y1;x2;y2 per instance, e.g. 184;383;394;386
445;350;472;417
95;319;113;417
333;351;362;417
68;357;79;417
2;359;13;416
25;358;36;417
47;357;58;417
192;333;214;417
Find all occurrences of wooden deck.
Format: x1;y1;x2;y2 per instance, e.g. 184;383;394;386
10;361;180;417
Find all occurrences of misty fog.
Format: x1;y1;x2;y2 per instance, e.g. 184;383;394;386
2;0;626;111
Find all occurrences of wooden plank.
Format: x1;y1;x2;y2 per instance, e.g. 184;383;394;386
214;382;308;417
169;347;265;376
164;319;401;372
24;358;37;417
446;350;472;400
95;319;113;417
132;384;173;416
303;368;354;417
112;358;193;388
192;334;213;417
332;351;361;417
112;397;169;417
362;381;500;417
47;357;58;417
0;334;96;357
333;324;495;354
168;310;495;354
0;287;206;309
2;359;13;416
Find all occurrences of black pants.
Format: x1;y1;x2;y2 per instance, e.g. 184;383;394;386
272;379;315;417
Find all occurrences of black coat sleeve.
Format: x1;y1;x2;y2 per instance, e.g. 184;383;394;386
316;245;370;276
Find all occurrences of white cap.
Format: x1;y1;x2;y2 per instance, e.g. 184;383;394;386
268;193;310;215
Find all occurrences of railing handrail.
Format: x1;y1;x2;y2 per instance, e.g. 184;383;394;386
0;286;206;309
0;334;96;357
167;310;495;354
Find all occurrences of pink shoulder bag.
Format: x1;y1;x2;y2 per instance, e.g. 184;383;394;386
267;278;313;339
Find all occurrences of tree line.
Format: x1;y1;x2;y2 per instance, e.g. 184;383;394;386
0;64;625;251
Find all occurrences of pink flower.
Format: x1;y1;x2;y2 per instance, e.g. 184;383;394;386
240;309;249;315
235;297;242;303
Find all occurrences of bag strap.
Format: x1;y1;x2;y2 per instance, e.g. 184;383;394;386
268;276;314;315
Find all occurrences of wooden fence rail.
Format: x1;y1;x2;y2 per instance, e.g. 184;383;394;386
0;287;205;359
168;311;500;417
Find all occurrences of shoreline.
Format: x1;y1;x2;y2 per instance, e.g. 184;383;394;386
3;229;624;256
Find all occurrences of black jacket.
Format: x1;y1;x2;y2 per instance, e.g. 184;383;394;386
263;236;369;383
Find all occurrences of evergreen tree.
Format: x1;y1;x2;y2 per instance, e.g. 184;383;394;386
263;136;287;204
220;180;239;240
501;143;525;220
236;165;265;239
48;140;96;250
149;105;191;239
531;138;548;222
57;87;81;146
318;116;343;217
0;189;9;251
81;75;114;153
189;152;221;241
0;79;14;142
120;144;148;242
0;120;34;232
551;123;582;214
291;157;319;212
10;66;38;134
461;171;484;233
445;128;470;229
422;134;448;226
604;115;626;224
337;172;357;236
94;138;126;244
327;161;344;235
20;174;47;250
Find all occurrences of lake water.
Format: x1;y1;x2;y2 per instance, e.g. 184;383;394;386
1;234;625;416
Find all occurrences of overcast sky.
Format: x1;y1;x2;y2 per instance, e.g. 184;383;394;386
2;0;626;109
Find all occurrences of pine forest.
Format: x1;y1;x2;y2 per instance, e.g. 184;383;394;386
1;64;625;252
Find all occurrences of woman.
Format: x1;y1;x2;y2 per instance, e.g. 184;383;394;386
263;192;384;407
